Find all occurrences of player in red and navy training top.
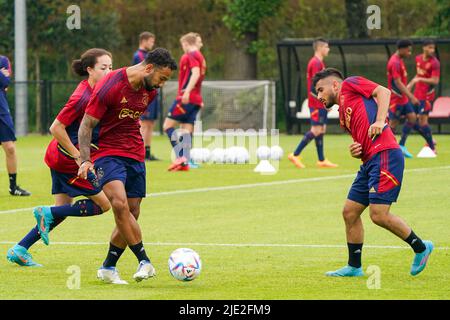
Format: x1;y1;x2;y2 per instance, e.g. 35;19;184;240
313;68;433;278
0;54;30;196
7;49;112;267
387;39;430;158
132;31;160;161
163;32;206;171
78;48;177;284
406;39;440;153
288;38;338;169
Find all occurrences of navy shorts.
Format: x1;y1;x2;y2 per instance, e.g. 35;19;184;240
347;148;404;206
94;156;146;198
140;91;160;121
0;113;16;143
167;101;200;124
309;108;328;126
414;100;433;115
388;102;415;121
51;169;101;198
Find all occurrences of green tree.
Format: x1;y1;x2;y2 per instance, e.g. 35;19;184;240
223;0;283;79
345;0;369;38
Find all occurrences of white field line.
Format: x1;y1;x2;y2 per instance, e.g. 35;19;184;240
0;241;448;250
1;165;449;215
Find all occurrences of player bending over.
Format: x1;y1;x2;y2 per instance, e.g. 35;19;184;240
313;68;433;277
7;49;112;266
78;48;177;284
164;32;206;171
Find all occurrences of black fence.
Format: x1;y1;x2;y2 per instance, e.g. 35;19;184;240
277;38;450;134
6;80;166;134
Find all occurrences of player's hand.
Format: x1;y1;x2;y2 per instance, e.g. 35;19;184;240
181;91;190;105
349;142;362;159
78;160;94;180
411;96;420;106
0;68;10;77
74;156;82;167
368;120;385;139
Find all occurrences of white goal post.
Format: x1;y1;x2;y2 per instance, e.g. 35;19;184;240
160;80;276;133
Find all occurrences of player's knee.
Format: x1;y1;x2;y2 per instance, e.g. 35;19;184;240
369;211;386;226
3;143;16;157
342;206;358;224
110;197;128;213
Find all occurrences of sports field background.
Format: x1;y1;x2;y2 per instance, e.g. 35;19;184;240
0;134;449;299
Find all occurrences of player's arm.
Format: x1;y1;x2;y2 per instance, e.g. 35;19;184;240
50;119;81;165
181;67;200;104
393;77;419;105
412;76;439;86
77;114;99;179
368;85;391;138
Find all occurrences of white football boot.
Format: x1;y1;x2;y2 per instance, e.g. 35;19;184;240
133;260;156;282
97;266;128;285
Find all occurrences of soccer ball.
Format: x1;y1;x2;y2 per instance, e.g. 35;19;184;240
189;148;202;163
256;146;271;160
211;148;225;163
225;147;238;163
235;147;249;164
168;248;202;281
270;146;284;161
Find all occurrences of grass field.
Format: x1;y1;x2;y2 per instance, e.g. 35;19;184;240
0;133;449;300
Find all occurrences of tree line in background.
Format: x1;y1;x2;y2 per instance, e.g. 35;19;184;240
0;0;448;82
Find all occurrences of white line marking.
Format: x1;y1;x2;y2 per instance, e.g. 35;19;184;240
0;241;448;250
1;165;449;215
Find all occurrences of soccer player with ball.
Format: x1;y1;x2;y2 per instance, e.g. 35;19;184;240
78;48;177;284
313;68;433;277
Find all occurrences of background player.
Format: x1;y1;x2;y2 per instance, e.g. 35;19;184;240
288;38;338;169
0;54;30;196
313;68;433;277
78;48;177;284
387;39;428;158
6;49;112;267
164;32;206;171
132;31;160;161
406;39;440;153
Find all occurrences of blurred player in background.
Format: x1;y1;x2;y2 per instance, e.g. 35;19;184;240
164;32;206;171
133;31;160;161
78;48;177;284
288;38;338;169
387;39;431;158
0;54;31;196
406;39;440;154
6;49;112;267
313;68;433;277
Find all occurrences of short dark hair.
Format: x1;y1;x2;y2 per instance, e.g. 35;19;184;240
313;38;328;51
423;39;435;47
144;48;177;71
139;31;155;43
312;68;344;89
396;39;413;49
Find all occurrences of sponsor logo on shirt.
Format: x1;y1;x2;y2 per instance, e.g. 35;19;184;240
345;107;352;130
119;108;143;120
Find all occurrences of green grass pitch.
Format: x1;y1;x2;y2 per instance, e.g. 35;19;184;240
0;133;449;299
